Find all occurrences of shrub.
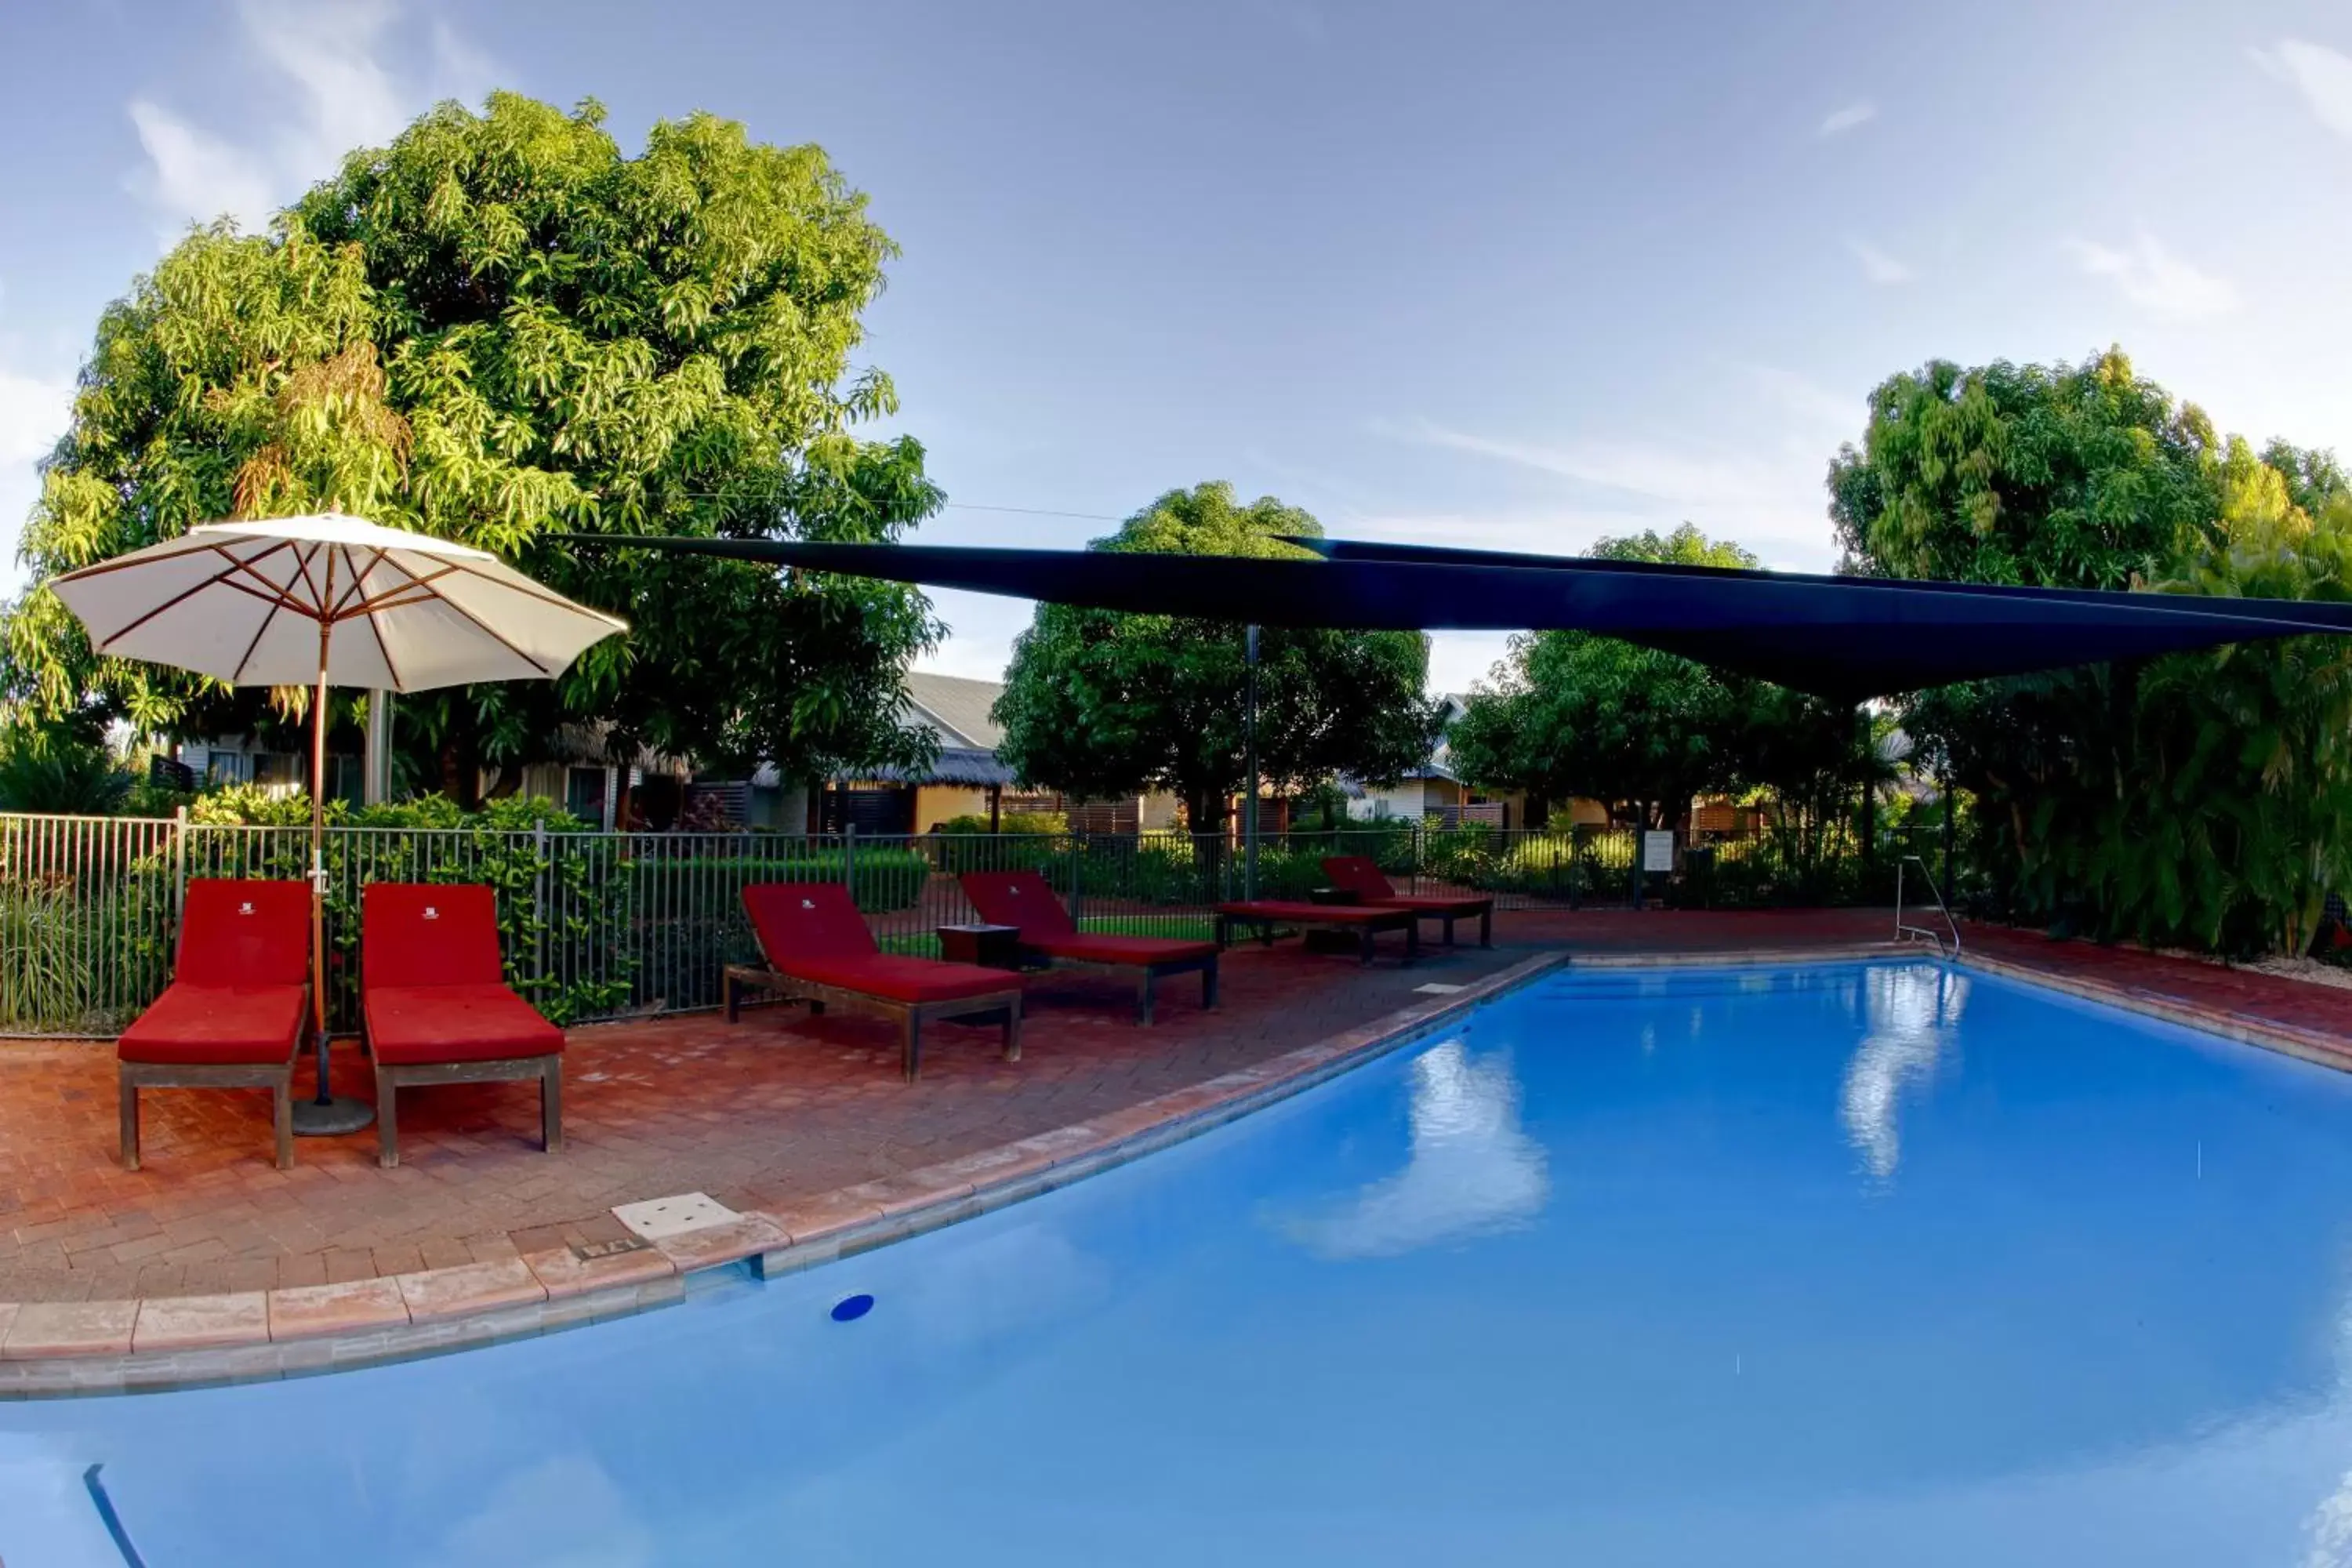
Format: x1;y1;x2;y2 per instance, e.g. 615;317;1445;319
0;729;134;815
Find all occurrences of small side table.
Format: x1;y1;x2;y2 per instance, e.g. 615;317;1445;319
1307;886;1362;906
938;923;1024;969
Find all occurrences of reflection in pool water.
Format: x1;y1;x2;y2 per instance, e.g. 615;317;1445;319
1840;965;1969;1181
1274;1038;1548;1258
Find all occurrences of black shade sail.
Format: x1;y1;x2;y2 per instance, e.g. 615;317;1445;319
574;534;2352;702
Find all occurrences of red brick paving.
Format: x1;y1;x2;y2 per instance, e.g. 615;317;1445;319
9;906;2351;1305
1958;920;2352;1044
1;930;1527;1303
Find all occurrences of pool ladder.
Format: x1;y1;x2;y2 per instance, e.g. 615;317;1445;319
1894;854;1962;958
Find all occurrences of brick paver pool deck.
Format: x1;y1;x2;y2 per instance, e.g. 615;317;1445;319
6;905;2352;1379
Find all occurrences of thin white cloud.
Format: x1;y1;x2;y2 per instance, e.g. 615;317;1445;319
1817;100;1878;137
125;1;499;239
428;18;501;103
2065;231;2241;320
1337;506;1654;557
126;100;278;231
1369;417;1839;574
1742;363;1864;436
2250;39;2352;140
0;366;74;474
0;306;76;586
1382;417;1798;514
1846;237;1914;285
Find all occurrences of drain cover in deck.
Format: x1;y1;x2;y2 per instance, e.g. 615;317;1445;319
612;1192;741;1241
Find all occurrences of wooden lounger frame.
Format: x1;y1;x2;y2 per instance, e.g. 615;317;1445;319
119;1056;296;1172
725;965;1023;1080
369;1052;562;1169
1389;901;1494;949
1214;906;1421;964
1025;946;1218;1025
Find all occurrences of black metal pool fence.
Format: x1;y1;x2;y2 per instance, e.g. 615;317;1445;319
0;813;1919;1036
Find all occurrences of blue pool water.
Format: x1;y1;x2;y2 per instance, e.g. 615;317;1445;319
10;960;2352;1565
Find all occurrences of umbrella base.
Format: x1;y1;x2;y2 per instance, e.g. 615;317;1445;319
292;1096;376;1138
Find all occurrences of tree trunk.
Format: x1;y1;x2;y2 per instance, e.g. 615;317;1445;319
1184;789;1229;837
437;734;481;810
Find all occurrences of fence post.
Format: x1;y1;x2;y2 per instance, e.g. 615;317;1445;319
1070;829;1084;927
843;822;857;906
532;821;550;989
171;804;188;924
1940;772;1956;909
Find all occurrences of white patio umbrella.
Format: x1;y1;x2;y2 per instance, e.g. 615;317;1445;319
47;512;628;1134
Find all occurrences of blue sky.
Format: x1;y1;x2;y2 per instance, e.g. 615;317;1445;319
5;1;2352;691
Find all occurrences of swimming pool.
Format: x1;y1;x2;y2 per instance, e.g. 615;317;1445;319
8;959;2352;1565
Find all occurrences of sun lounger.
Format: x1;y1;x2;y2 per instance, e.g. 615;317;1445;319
116;879;310;1171
361;884;563;1169
959;869;1218;1025
1213;899;1421;964
1321;855;1495;947
731;881;1023;1080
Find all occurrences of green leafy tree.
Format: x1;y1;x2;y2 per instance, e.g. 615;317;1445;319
1829;348;2220;587
2;92;942;801
1835;347;2352;953
1449;525;1760;829
992;483;1438;830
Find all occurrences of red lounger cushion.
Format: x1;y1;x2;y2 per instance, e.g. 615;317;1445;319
361;884;561;1063
1217;901;1401;924
960;873;1214;965
779;956;1019;1005
959;870;1080;942
1378;895;1494;914
1033;933;1218;966
118;878;311;1065
118;984;306;1065
1320;856;1403;902
363;883;506;988
365;984;563;1065
742;882;1018;1004
743;881;884;963
1320;858;1489;914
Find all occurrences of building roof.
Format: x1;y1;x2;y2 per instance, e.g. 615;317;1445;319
842;746;1018;788
901;670;1007;751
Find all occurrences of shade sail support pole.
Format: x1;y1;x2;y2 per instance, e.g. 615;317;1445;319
1244;624;1259;902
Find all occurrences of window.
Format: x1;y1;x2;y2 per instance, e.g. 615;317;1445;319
566;766;608;827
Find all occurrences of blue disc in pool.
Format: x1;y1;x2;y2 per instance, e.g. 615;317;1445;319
830;1294;875;1322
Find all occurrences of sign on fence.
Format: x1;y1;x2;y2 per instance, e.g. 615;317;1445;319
1642;831;1675;873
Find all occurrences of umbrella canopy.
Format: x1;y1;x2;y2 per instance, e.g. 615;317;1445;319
48;512;626;693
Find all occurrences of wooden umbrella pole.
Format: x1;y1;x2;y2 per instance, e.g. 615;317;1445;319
311;612;329;1051
293;547;374;1135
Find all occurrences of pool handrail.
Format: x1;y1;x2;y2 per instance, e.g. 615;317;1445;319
1895;854;1962;957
